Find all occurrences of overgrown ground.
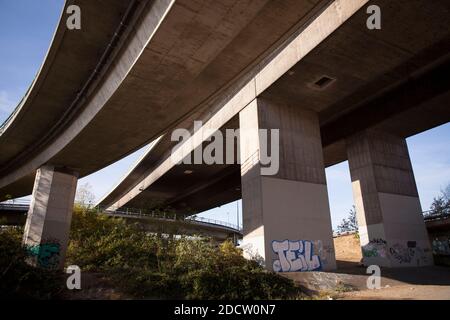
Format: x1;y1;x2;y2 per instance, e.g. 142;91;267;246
0;227;64;299
0;206;304;300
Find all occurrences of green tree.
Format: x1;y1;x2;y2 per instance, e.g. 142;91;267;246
337;206;358;233
429;183;450;216
75;182;96;208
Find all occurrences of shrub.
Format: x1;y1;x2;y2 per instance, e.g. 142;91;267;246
67;205;159;271
0;227;63;299
173;239;298;299
67;207;302;299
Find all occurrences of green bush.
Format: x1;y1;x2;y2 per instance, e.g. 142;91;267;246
67;207;302;299
0;227;63;299
0;207;303;300
67;205;160;271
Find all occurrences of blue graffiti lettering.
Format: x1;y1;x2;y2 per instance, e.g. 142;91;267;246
272;240;322;272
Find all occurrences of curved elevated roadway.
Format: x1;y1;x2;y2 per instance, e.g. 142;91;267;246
98;0;450;213
0;201;242;242
2;0;449;271
0;0;344;200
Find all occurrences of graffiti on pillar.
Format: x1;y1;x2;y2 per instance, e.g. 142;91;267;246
26;240;61;269
362;238;387;258
432;238;450;256
389;241;430;265
389;242;416;264
272;240;322;272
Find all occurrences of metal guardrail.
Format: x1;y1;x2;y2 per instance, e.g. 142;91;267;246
184;216;240;231
423;210;450;222
0;199;31;205
0;200;242;232
3;199;447;231
0;199;31;212
96;205;242;232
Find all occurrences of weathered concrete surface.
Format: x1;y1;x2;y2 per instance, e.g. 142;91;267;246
22;166;78;269
101;0;369;211
0;0;335;199
239;98;336;271
347;130;433;267
0;0;448;273
98;0;450;213
0;0;131;156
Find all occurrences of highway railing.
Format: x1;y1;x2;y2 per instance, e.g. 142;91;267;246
0;200;242;232
5;199;447;232
0;199;31;212
423;210;450;222
95;205;242;232
184;215;240;231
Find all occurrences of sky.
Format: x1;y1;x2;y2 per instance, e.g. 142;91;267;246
0;1;449;230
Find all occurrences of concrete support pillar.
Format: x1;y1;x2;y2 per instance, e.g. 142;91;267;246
239;98;336;272
23;165;78;269
346;130;433;267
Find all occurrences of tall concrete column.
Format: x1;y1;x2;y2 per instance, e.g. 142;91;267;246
23;165;78;269
239;98;336;272
346;130;433;267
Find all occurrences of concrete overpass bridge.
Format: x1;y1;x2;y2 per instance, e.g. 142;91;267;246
0;0;449;270
0;200;242;242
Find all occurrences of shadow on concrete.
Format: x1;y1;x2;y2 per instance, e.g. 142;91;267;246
334;260;450;286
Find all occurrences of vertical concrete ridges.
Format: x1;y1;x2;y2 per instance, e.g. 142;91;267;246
23;165;55;245
257;97;326;184
346;129;433;267
239;98;336;271
22;166;78;269
347;129;419;197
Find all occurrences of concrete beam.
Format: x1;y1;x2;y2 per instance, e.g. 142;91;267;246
108;0;368;210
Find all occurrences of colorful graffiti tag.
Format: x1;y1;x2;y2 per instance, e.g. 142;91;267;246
432;238;450;256
362;238;387;258
26;241;61;269
362;239;431;265
388;241;431;265
272;240;322;272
